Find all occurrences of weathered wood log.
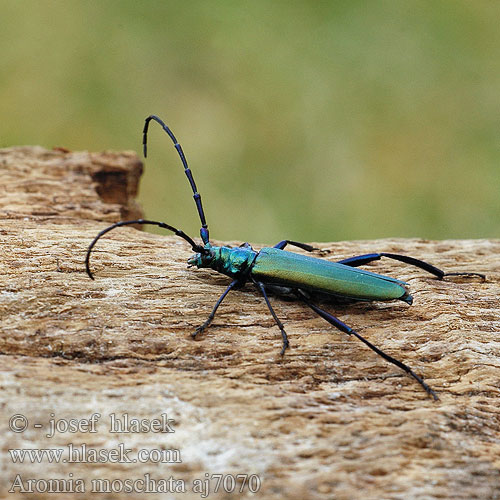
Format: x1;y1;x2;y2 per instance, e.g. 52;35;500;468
1;146;499;499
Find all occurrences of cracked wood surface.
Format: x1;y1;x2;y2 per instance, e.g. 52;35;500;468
0;146;499;499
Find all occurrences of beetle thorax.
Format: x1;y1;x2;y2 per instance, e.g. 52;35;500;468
189;245;257;279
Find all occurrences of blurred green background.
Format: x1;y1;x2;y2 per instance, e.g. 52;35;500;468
1;1;499;243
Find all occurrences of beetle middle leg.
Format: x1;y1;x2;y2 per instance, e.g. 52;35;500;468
252;279;290;355
273;240;322;253
294;289;439;400
337;252;485;280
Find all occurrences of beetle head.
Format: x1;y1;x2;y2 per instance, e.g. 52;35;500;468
188;245;214;269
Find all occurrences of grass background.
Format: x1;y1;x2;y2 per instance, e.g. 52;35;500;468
1;1;498;243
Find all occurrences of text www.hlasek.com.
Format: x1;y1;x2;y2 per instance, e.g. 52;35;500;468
9;443;181;464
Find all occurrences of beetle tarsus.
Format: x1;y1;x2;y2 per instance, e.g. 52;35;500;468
280;338;290;356
442;272;486;281
192;326;205;339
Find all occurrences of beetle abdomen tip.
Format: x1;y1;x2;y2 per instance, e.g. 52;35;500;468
401;292;413;305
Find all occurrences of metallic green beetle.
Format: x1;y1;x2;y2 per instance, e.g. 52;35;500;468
86;115;485;400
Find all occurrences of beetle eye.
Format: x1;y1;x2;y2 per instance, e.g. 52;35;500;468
202;251;214;265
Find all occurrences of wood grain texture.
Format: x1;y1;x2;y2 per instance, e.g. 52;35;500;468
1;146;499;499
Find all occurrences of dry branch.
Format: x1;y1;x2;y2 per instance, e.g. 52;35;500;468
1;146;499;499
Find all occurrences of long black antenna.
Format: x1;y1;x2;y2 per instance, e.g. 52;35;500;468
143;115;210;245
85;219;204;280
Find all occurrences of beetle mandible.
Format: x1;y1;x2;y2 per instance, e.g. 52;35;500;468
86;115;485;400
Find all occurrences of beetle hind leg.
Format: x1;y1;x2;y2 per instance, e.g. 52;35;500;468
294;290;438;400
337;252;485;281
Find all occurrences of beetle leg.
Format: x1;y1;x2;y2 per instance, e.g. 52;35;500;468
337;252;485;281
252;279;290;355
294;290;439;400
273;240;318;252
192;279;240;339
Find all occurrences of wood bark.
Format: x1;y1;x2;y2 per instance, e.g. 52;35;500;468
0;146;499;499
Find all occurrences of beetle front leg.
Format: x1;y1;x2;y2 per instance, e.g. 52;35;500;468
337;252;485;280
252;279;290;355
192;279;240;339
294;290;439;400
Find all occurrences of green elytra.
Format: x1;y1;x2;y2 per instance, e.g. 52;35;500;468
86;115;485;401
